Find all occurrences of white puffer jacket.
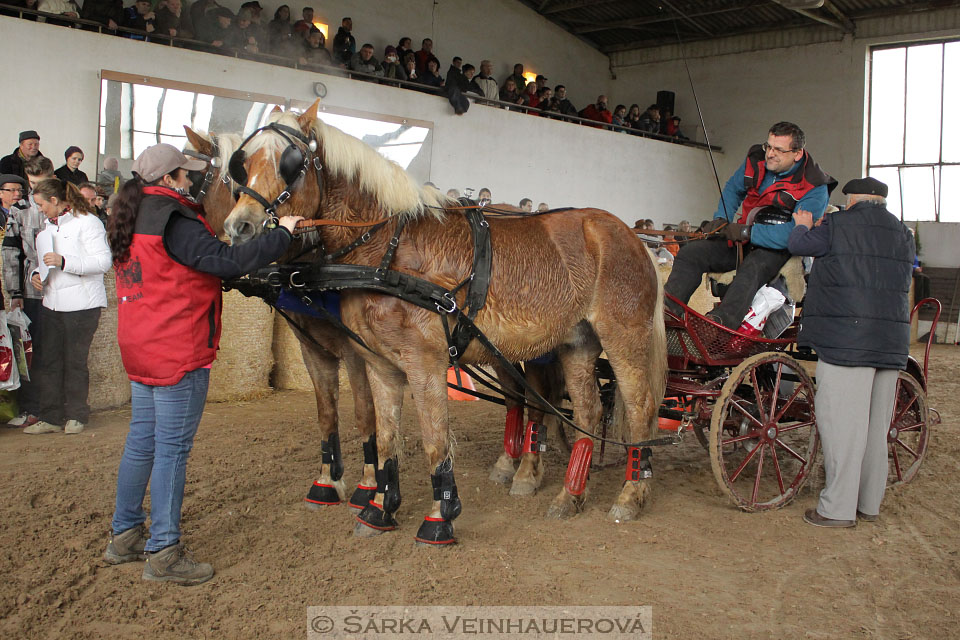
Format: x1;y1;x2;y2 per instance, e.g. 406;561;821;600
34;211;111;312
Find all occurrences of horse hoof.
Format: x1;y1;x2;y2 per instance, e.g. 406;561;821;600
353;521;386;538
606;504;639;523
509;479;538;496
545;494;582;519
414;518;456;546
348;485;377;510
489;457;517;485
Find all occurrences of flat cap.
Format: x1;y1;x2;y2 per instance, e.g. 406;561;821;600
0;174;27;189
842;176;888;198
19;130;39;142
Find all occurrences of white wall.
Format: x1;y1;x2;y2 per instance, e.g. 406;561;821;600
608;7;960;263
0;16;720;225
207;0;611;106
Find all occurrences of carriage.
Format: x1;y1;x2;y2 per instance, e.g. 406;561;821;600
590;292;942;512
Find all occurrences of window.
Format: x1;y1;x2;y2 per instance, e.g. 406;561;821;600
866;40;960;222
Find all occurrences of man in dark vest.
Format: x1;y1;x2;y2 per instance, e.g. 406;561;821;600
789;177;914;528
664;121;836;328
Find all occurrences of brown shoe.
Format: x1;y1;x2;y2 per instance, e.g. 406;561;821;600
856;510;879;522
142;544;214;586
803;508;855;528
103;524;148;564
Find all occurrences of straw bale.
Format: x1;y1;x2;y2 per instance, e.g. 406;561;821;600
271;312;313;391
87;269;130;411
207;291;275;402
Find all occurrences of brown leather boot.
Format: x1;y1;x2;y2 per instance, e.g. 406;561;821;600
103;525;147;564
142;544;214;586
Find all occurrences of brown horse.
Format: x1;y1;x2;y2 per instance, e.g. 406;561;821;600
223;102;666;544
183;126;379;510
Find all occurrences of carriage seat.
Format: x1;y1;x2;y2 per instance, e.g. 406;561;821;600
706;255;806;306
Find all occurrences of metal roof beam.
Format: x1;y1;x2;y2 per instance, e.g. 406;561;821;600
660;0;713;36
822;0;856;33
541;0;621;16
570;1;764;35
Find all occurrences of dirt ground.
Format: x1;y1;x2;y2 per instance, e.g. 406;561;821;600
1;345;959;640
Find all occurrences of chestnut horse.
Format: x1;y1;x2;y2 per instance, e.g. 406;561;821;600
223;103;666;544
183;127;380;510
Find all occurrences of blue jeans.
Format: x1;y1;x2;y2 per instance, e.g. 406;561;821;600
111;368;210;552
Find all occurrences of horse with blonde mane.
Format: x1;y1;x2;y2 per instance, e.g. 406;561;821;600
223;102;667;545
182;126;381;511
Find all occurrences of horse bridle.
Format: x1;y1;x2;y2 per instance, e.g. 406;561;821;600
228;122;324;226
183;147;221;205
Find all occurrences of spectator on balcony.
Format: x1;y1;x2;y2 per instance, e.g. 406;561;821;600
611;104;628;132
240;1;262;21
636;104;661;134
537;202;549;212
477;188;492;205
120;0;155;38
36;0;79;27
232;7;261;53
332;16;355;65
475;60;498;101
267;4;293;54
625;104;642;131
348;43;384;77
535;75;548;92
382;46;405;81
666;115;688;140
498;77;523;106
538;87;559;115
153;0;181;37
519;198;533;212
299;26;331;65
188;0;219;39
521;82;540;109
579;95;612;125
418;57;444;89
554;85;577;117
55;146;88;186
1;131;43;181
415;38;435;76
80;0;122;31
201;7;237;50
293;6;313;35
454;63;481;95
504;63;527;94
402;57;417;83
396;36;412;61
446;57;463;89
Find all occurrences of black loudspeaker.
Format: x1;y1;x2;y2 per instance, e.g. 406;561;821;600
656;90;675;115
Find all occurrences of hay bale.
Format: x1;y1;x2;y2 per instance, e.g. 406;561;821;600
271;312;313;391
207;291;275;402
88;269;130;411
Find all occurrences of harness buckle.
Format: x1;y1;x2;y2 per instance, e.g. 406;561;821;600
361;231;371;244
313;157;323;171
289;270;305;288
436;293;457;314
389;236;400;248
265;271;282;287
276;190;291;205
448;345;458;358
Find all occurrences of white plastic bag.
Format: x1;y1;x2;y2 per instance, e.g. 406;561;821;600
0;311;21;391
6;308;32;382
738;286;786;337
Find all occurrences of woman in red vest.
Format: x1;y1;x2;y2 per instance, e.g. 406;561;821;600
102;143;301;586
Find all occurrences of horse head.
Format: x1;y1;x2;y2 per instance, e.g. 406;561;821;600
223;101;324;245
183;125;243;238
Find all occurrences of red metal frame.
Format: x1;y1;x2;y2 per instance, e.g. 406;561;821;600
910;297;941;384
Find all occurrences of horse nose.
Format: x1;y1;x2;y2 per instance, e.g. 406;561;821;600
225;217;256;245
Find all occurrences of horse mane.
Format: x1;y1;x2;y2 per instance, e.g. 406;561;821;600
184;130;242;187
249;110;452;221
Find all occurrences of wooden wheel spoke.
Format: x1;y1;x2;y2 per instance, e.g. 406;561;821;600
769;443;785;494
730;399;764;430
729;439;763;482
891;444;904;481
772;384;804;424
894;393;918;424
751;443;765;503
721;432;761;446
749;368;767;421
776;419;815;434
895;421;924;433
774;438;806;463
769;363;784;420
894;438;920;460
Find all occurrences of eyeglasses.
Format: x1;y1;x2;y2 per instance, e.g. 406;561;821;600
0;188;23;194
762;142;799;155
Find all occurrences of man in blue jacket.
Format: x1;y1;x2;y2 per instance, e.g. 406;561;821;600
664;122;836;328
789;177;914;528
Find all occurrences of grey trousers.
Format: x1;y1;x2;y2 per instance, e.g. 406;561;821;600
815;360;898;520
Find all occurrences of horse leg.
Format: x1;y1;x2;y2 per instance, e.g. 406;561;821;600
489;362;523;486
546;324;603;519
342;347;379;510
298;337;347;509
594;321;660;523
509;362;551;497
354;362;406;537
408;361;461;546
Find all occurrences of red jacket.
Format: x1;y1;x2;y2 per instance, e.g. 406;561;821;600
115;188;222;386
739;144;836;223
579;104;613;126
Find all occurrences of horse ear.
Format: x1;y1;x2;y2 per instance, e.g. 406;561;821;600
270;105;283;114
183;126;213;156
297;99;321;133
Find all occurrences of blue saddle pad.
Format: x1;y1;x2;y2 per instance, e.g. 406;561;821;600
275;288;341;320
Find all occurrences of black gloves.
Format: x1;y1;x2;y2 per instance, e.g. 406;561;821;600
700;218;726;234
723;222;751;242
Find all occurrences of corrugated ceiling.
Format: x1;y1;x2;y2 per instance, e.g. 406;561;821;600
516;0;954;53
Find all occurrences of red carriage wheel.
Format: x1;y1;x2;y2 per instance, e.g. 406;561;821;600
888;372;929;485
710;352;818;511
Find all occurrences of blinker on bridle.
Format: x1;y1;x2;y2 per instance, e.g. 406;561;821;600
183;148;220;205
228;122;323;228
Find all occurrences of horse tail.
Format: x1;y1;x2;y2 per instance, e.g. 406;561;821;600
645;246;668;436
